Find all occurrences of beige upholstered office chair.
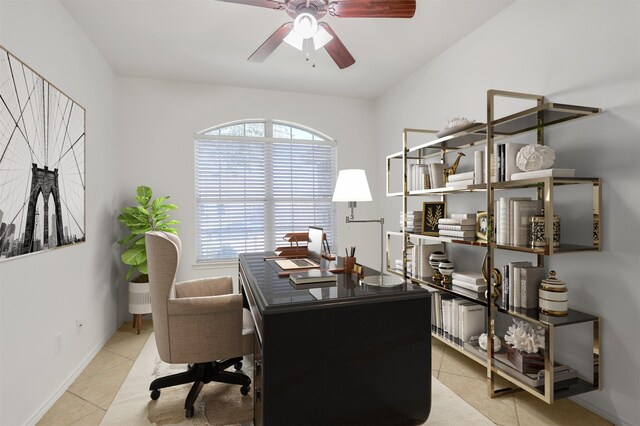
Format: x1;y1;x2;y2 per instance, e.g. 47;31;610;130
145;231;254;418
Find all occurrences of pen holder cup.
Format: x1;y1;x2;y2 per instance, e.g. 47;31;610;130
343;257;356;274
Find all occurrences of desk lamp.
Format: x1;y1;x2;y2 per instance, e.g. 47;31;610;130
332;169;404;287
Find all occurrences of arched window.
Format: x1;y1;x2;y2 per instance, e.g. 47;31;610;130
195;119;337;262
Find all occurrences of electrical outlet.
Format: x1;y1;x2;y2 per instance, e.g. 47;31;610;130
54;333;62;355
76;319;83;334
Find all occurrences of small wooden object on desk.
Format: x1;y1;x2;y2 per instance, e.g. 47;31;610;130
343;256;356;274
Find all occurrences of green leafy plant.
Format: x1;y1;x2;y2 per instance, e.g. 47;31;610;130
117;186;179;282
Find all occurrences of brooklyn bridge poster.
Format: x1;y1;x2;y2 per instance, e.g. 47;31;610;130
0;46;85;260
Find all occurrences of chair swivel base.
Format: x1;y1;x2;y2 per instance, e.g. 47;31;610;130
149;357;251;418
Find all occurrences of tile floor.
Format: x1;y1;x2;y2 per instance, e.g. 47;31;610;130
38;320;612;426
37;320;154;426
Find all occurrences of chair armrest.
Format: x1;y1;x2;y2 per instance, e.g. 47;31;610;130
167;293;241;316
174;276;233;298
165;294;244;363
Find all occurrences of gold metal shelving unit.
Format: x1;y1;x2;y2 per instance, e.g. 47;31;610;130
386;89;602;404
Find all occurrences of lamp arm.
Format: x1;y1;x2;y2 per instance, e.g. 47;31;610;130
344;217;385;277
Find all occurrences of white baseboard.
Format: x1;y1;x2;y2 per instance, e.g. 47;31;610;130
571;395;629;426
25;324;118;426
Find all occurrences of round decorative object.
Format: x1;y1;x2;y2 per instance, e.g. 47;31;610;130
515;145;556;171
429;251;448;283
438;260;454;285
539;270;568;316
479;333;502;352
436;117;476;138
529;209;561;249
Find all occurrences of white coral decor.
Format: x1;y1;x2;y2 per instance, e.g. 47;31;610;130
504;319;545;354
516;145;556;171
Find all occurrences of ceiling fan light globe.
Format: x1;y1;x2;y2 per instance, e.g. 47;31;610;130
293;13;317;39
313;26;333;50
283;30;304;50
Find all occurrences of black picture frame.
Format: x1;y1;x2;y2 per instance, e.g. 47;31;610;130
422;202;446;236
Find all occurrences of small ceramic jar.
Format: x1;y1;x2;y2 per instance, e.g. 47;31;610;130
429;251;448;283
538;270;568;316
438;260;455;285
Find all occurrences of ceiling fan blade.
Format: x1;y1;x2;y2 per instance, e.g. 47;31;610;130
318;23;355;69
248;23;293;62
329;0;416;18
217;0;285;10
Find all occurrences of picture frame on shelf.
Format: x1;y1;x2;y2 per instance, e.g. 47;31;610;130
422;201;446;236
476;211;488;241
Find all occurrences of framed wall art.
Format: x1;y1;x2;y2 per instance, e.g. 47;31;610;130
0;45;86;261
422;201;446;236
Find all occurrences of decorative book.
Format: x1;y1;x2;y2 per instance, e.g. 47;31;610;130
510;168;576;181
289;270;337;285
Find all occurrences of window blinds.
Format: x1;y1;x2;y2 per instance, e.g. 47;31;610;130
195;138;336;261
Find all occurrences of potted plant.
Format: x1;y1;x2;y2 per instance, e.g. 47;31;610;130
117;185;179;333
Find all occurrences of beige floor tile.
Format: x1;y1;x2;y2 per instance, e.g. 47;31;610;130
37;392;99;426
68;408;105;426
439;345;487;381
73;350;130;385
514;392;613;426
68;359;134;410
431;336;446;349
432;341;445;375
438;372;518;426
103;327;152;360
118;318;154;334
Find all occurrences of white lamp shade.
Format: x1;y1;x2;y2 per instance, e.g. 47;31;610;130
332;169;372;202
283;30;304;50
313;26;333;50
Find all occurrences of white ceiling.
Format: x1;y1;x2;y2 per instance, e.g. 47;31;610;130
61;0;513;100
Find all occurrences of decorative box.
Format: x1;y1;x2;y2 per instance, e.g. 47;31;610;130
529;209;560;249
507;345;545;374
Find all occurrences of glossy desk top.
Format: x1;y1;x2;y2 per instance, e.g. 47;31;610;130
239;252;428;314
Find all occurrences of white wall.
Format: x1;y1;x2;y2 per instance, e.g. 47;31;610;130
0;1;120;425
116;77;378;321
375;1;640;425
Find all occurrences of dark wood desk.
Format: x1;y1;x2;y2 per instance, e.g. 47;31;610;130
239;253;431;425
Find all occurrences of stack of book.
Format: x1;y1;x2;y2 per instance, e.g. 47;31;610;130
394;259;413;276
501;262;545;311
429;289;486;347
400;211;423;234
495;197;542;246
451;271;487;296
445;171;474;189
438;213;476;240
410;163;430;191
411;242;443;279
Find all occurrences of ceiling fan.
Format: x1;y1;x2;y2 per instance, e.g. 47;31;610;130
219;0;416;69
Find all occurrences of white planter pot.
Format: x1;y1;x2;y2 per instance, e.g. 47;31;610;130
129;281;151;314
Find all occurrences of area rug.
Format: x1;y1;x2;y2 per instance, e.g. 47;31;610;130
102;334;494;425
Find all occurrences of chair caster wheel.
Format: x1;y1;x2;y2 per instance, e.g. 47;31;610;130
185;407;195;418
234;361;243;371
240;385;251;396
150;389;160;400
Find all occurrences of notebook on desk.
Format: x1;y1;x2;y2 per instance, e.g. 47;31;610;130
274;226;323;270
